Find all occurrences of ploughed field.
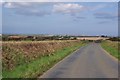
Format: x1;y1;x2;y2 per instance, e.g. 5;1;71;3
2;40;85;78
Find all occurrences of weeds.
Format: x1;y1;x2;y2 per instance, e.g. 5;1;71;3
2;40;85;78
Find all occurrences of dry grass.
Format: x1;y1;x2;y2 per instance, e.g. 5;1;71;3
2;40;82;70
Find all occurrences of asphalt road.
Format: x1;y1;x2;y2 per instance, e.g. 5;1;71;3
40;43;118;78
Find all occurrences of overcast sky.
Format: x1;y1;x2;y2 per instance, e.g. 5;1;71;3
1;2;118;36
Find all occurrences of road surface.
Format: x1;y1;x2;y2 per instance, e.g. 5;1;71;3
40;43;118;78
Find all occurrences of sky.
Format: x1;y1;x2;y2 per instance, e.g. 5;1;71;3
1;2;118;36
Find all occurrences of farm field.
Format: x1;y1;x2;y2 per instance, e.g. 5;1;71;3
101;40;120;60
2;40;86;78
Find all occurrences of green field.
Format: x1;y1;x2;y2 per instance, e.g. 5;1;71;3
101;40;120;60
2;40;86;78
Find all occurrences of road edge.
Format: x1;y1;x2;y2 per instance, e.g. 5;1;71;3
39;45;87;78
100;44;119;62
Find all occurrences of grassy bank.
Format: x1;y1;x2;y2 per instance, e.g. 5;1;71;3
3;41;86;78
101;40;119;60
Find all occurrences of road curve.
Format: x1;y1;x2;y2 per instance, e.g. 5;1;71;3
40;43;118;78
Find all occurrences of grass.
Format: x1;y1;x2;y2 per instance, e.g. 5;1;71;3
2;40;81;70
101;40;120;60
3;42;86;78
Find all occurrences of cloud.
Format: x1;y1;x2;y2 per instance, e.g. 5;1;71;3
0;2;4;6
15;9;50;16
4;2;14;8
3;2;54;8
53;3;85;14
3;2;86;17
2;2;52;16
72;16;86;22
1;0;119;2
94;12;117;20
97;21;110;24
76;16;86;19
3;2;31;8
90;4;108;11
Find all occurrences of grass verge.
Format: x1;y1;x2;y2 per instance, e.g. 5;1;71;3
3;42;86;78
101;40;120;60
